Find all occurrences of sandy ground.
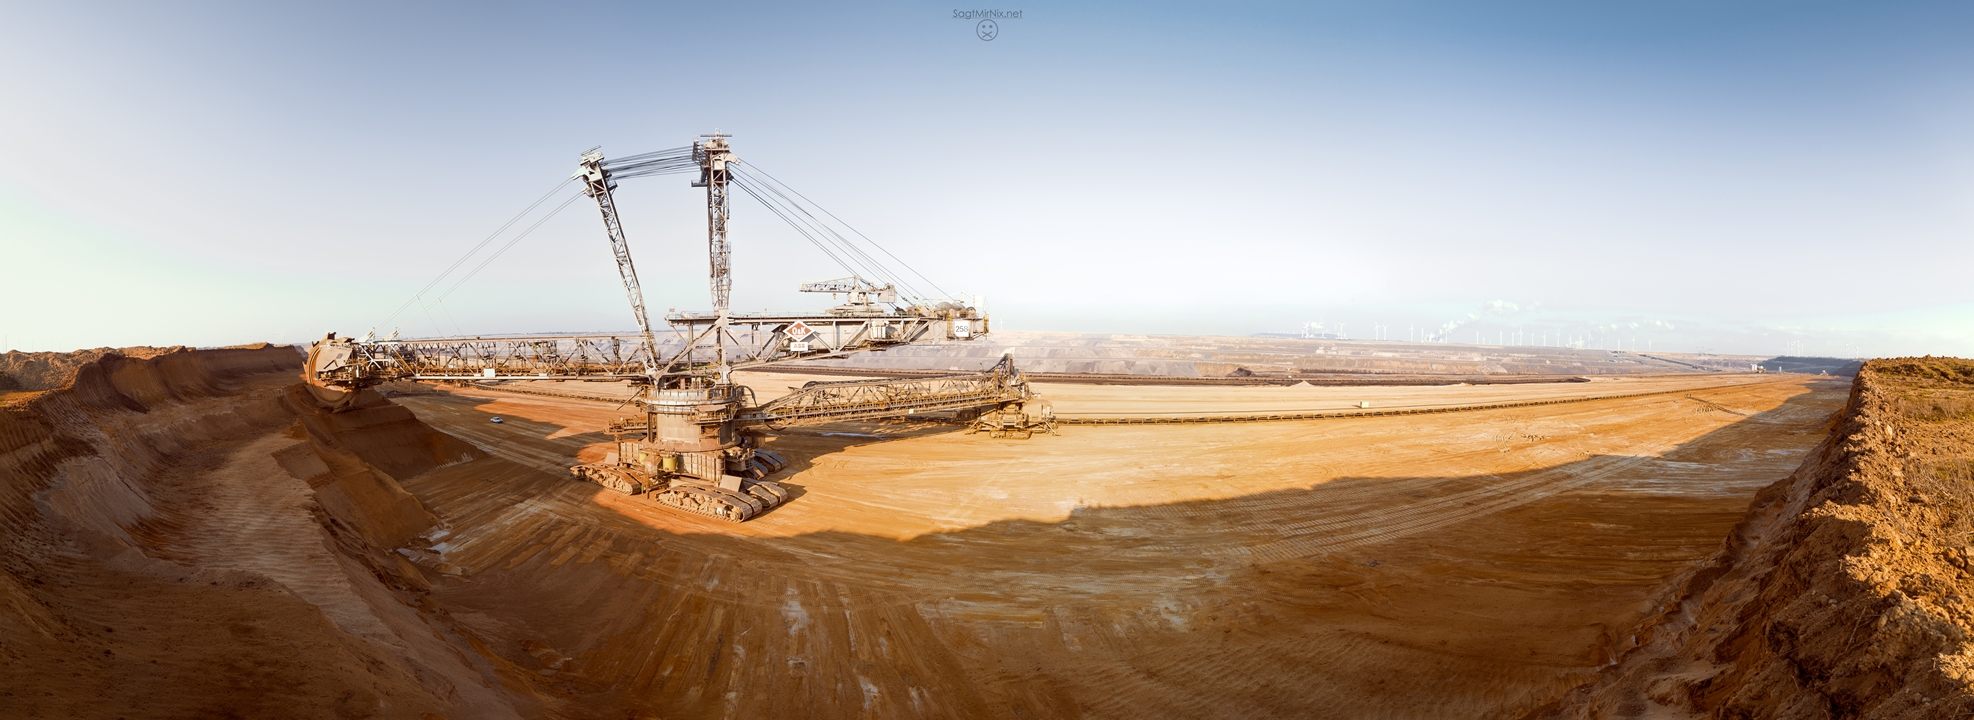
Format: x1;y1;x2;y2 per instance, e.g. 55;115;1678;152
0;347;527;719
1030;373;1783;418
1559;359;1974;718
385;372;1848;718
504;370;1783;420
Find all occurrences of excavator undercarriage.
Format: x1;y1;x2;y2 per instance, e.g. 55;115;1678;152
564;355;1051;521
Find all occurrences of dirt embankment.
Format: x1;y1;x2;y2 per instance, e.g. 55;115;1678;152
0;346;202;393
1760;356;1867;377
0;347;524;719
1548;358;1974;718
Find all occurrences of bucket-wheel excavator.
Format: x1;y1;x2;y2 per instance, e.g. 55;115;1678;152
308;134;1052;521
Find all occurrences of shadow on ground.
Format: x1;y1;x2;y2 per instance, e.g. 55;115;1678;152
396;382;1844;719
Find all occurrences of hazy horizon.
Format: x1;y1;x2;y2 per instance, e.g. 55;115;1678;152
3;1;1970;358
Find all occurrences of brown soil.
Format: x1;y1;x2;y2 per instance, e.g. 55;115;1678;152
9;345;1917;719
2;346;200;392
0;347;528;719
384;371;1843;717
501;371;1791;422
1545;358;1974;718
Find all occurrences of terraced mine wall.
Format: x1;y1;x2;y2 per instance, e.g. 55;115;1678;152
0;343;1900;718
0;347;523;719
0;346;195;393
1760;355;1867;377
1546;357;1974;718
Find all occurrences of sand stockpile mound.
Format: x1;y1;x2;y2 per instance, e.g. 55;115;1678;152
1550;357;1974;718
0;346;520;719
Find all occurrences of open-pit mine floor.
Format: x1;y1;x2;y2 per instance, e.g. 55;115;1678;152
384;372;1846;718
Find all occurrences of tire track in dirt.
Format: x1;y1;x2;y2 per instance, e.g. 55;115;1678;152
431;421;579;475
373;372;1847;719
1231;456;1655;563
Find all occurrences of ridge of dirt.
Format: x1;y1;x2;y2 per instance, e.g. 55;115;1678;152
1544;357;1974;718
0;346;196;391
0;346;531;719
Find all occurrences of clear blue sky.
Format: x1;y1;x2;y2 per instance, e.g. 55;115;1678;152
2;1;1969;357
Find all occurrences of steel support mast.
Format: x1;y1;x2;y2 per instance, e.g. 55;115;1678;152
693;134;735;373
577;149;659;370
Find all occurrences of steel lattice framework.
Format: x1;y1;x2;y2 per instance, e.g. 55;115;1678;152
577;150;659;357
320;334;661;384
694;135;735;319
312;308;984;388
306;134;1052;523
315;135;990;391
741;355;1030;428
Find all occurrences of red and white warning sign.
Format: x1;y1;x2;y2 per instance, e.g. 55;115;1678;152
786;321;815;339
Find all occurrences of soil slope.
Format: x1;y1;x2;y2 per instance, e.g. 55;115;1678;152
0;347;526;719
1549;357;1974;718
1;345;1865;718
1;346;199;394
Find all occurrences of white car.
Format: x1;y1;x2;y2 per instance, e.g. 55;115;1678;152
490;416;504;424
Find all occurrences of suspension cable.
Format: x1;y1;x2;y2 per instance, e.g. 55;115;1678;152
729;174;919;302
373;176;575;335
378;145;961;341
737;163;954;300
730;169;923;300
728;178;864;280
603;145;698;179
400;191;585;334
729;174;887;282
730;168;899;287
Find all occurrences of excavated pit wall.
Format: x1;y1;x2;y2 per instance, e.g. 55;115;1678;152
0;345;192;393
0;346;529;719
1;344;1919;718
1547;357;1974;718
